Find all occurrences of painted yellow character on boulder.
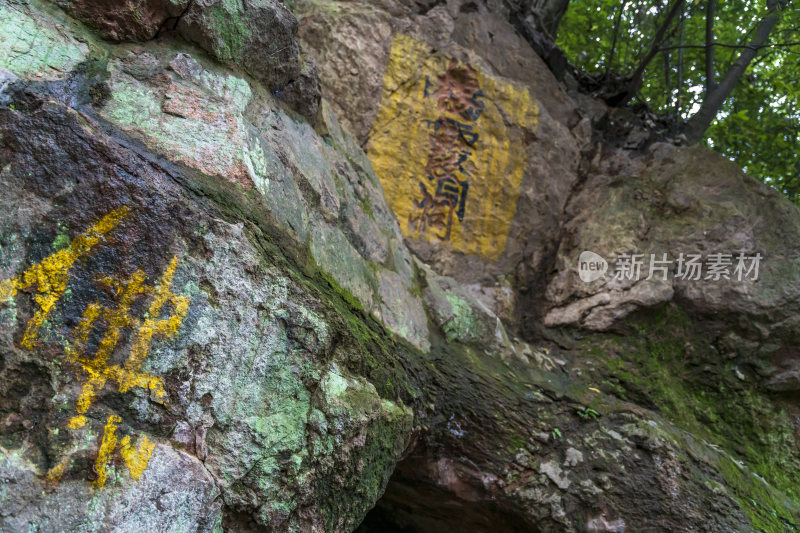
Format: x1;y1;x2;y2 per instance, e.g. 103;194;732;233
0;207;130;348
67;254;189;431
68;254;188;487
93;414;156;487
0;208;190;488
368;34;539;260
408;58;484;241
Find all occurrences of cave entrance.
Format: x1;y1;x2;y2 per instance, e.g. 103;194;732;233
356;453;536;532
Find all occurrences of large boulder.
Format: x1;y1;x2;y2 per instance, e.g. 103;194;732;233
0;0;799;531
544;143;800;334
296;0;582;330
0;71;414;533
0;1;417;529
48;0;190;41
176;0;301;89
294;1;800;530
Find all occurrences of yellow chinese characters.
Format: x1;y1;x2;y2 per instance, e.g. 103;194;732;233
66;254;188;487
67;255;189;430
0;207;129;348
0;208;190;488
93;415;156;487
367;34;539;260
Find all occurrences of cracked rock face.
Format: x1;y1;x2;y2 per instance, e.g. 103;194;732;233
49;0;191;41
2;0;800;531
0;86;413;532
176;0;302;88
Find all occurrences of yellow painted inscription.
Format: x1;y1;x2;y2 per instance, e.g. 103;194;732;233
0;207;129;348
67;255;188;428
119;434;156;481
94;414;122;487
92;415;158;487
0;208;190;488
367;34;539;259
44;456;70;483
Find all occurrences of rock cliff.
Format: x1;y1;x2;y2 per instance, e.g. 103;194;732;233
0;0;798;531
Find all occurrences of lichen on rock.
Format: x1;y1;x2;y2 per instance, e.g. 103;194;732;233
1;0;800;531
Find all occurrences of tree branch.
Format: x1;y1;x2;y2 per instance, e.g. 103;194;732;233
606;0;628;76
684;0;789;143
504;0;571;79
706;0;716;92
659;41;800;51
663;49;673;111
677;9;685;116
612;0;686;107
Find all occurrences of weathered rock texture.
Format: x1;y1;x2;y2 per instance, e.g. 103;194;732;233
296;0;800;530
543;143;800;334
48;0;190;41
296;0;582;331
0;0;798;532
48;0;322;121
176;0;299;87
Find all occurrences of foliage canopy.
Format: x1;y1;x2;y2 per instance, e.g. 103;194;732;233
557;0;800;203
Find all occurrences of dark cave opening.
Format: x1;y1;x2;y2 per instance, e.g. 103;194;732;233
356;457;536;533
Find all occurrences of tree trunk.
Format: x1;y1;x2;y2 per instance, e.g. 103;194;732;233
676;11;685;116
705;0;717;92
664;49;672;110
506;0;571;79
606;0;628;75
684;0;787;143
516;0;571;39
611;0;686;107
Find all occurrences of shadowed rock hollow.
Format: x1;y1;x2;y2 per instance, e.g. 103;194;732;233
0;0;798;531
